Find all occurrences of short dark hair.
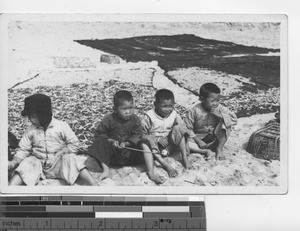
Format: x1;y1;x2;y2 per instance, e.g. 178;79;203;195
199;83;221;98
113;90;133;107
155;89;174;104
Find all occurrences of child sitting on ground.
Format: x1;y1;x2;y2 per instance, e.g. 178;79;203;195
184;83;237;161
8;94;98;186
87;90;164;184
140;89;190;179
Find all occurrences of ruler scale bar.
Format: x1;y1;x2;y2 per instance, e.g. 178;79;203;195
0;196;206;230
0;219;206;229
0;218;206;229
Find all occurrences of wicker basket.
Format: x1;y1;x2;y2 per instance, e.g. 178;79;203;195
246;122;280;160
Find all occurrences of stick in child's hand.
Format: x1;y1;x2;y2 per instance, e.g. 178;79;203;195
121;146;155;154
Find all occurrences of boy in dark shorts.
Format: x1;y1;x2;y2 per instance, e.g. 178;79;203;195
185;83;237;161
87;90;164;184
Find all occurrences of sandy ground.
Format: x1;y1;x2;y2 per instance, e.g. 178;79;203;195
7;21;280;187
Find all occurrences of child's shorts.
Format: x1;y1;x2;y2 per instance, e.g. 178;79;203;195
189;133;217;150
14;153;86;186
141;124;189;156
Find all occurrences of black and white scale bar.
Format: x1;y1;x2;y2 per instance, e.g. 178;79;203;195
0;206;204;218
0;196;204;206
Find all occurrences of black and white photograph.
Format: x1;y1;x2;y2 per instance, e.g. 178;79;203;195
0;14;287;194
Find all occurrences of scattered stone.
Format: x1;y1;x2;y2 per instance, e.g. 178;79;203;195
100;54;120;64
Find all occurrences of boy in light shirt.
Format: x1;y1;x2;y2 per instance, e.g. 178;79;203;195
140;89;192;181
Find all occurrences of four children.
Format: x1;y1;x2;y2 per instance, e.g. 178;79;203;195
8;82;237;185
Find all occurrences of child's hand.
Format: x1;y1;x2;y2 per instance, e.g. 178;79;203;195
108;139;120;148
8;160;17;171
112;140;120;148
194;137;207;149
204;126;214;134
119;142;129;149
44;158;53;169
151;149;159;155
158;137;168;148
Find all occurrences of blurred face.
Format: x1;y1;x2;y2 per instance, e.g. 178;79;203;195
114;100;134;121
201;92;220;111
28;114;41;127
155;99;174;118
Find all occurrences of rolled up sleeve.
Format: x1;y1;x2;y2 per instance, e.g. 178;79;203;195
141;114;158;150
184;109;196;138
219;105;238;128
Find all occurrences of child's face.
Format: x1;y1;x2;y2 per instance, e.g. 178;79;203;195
155;99;174;118
201;92;220;111
114;100;134;121
28;114;41;127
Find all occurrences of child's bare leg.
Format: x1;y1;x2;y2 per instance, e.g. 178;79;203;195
77;168;98;186
216;130;227;160
141;143;165;184
153;152;178;178
9;173;24;185
178;136;190;169
188;141;215;160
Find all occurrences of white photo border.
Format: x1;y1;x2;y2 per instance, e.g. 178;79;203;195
0;13;288;195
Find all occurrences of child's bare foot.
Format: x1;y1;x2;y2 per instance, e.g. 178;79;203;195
204;150;216;160
182;158;191;170
147;172;165;184
164;164;178;177
99;173;108;182
216;150;226;161
217;154;226;161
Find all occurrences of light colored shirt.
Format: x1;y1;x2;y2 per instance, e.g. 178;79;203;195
141;109;185;138
184;103;237;138
14;117;80;164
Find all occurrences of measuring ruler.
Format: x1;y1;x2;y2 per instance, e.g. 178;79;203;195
0;196;206;230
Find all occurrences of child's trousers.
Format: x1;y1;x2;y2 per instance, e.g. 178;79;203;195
87;136;145;167
14;153;86;186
